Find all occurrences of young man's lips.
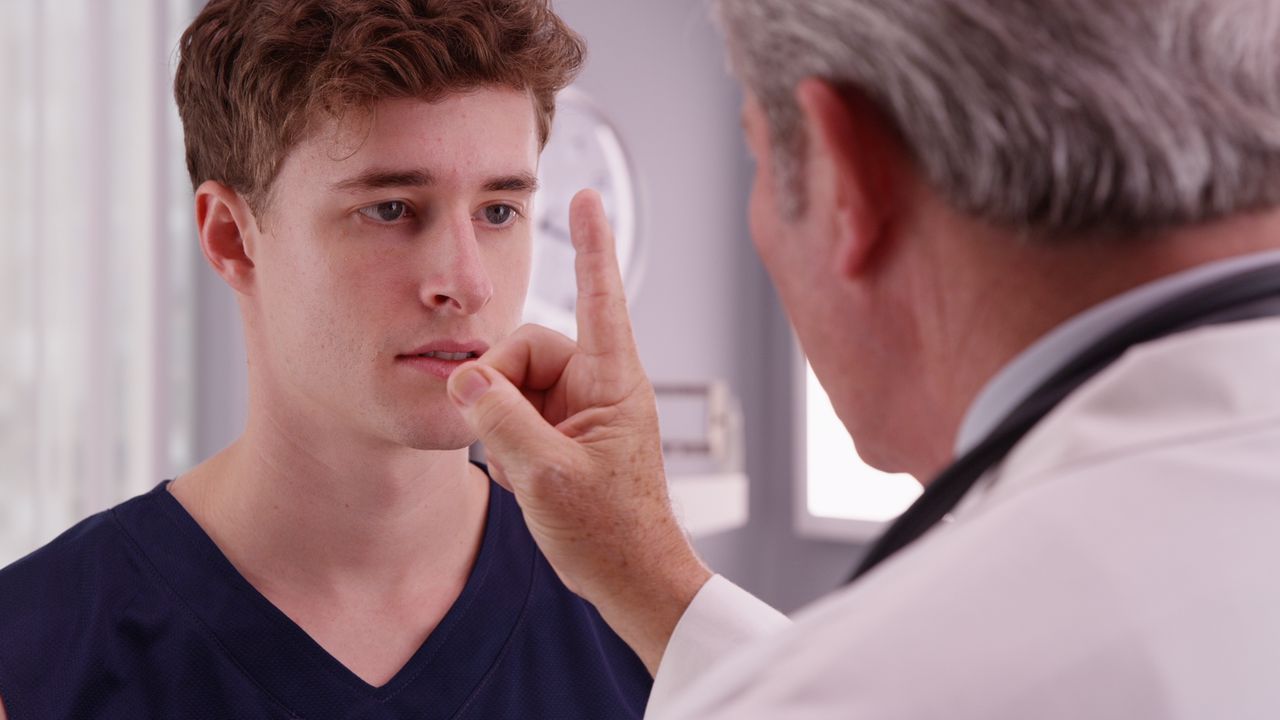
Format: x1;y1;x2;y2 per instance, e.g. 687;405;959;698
400;341;488;358
397;354;475;379
396;342;488;380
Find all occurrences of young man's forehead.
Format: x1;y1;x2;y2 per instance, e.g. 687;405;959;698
287;91;541;189
330;91;539;143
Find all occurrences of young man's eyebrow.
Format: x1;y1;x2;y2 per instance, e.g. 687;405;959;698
331;168;434;192
483;173;540;193
330;169;539;194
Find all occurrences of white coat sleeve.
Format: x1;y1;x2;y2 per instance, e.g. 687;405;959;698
644;574;791;717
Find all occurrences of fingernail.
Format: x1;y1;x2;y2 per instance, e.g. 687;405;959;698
452;367;491;407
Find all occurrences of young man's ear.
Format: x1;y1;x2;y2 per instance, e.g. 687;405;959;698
794;78;908;280
195;180;259;294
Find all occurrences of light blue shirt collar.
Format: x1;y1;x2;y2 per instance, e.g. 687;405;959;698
954;249;1280;456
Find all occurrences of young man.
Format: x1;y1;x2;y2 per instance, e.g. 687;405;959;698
0;1;652;718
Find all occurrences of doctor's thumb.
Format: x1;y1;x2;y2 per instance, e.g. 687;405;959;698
448;364;563;483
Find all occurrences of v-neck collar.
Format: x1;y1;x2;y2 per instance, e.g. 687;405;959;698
112;474;535;719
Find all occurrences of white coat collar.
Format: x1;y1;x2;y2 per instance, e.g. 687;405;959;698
955;249;1280;456
984;315;1280;505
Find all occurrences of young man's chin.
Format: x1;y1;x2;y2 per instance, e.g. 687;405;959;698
359;392;479;451
383;419;479;453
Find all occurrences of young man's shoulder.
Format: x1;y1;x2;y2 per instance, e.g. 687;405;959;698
0;492;158;718
0;501;139;624
476;482;654;717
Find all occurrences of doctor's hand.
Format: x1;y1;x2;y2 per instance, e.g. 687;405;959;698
447;190;712;676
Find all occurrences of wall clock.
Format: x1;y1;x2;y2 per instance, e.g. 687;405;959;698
524;87;642;338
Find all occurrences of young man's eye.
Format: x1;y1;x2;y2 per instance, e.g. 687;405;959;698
480;204;520;227
357;201;412;223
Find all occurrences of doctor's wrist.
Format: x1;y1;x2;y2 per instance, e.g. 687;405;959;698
589;533;714;677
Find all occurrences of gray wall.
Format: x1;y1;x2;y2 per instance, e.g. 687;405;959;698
193;259;247;462
191;0;866;614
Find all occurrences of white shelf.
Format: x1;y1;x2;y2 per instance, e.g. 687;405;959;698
668;472;749;538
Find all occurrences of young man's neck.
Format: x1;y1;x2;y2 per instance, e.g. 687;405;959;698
169;397;491;685
171;402;489;597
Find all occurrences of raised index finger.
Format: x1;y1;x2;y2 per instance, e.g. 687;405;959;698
570;189;639;359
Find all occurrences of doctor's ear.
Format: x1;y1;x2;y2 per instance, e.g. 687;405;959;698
794;78;909;280
195;180;259;294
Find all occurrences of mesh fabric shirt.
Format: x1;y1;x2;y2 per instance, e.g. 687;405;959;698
0;476;651;719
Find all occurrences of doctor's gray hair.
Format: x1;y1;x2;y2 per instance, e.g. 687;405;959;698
714;0;1280;238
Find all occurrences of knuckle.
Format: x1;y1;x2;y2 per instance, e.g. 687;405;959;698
527;455;578;502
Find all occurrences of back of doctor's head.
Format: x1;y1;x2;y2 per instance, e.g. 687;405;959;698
173;0;584;219
715;0;1280;240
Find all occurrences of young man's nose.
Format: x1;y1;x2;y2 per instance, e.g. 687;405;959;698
417;216;494;314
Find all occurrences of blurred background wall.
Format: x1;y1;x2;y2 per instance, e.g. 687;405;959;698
549;0;868;611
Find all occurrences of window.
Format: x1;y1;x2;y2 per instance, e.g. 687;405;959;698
795;354;922;541
0;0;197;565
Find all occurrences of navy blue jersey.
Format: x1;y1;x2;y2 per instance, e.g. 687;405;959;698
0;477;651;719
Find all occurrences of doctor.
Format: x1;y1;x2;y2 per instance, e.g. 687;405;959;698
448;0;1280;717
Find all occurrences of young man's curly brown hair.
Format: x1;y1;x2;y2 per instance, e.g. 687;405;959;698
174;0;585;217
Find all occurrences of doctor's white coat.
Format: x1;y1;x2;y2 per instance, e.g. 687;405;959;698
648;316;1280;719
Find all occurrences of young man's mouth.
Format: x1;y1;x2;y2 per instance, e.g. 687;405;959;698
409;350;481;361
396;342;488;379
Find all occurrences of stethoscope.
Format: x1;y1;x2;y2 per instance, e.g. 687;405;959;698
850;261;1280;583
